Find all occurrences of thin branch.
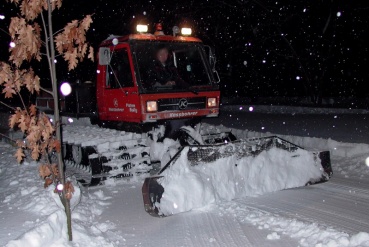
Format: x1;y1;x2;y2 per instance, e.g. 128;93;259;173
15;89;28;115
0;100;17;111
53;27;65;37
52;13;95;36
0;133;16;144
41;13;53;77
40;86;53;95
40;53;62;58
0;28;10;36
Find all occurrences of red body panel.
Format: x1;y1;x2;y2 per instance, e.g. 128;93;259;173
139;92;220;123
96;34;220;124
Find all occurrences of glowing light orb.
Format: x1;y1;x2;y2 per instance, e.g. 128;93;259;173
366;157;369;167
249;106;254;112
9;42;15;48
57;183;64;191
112;38;119;46
60;82;72;96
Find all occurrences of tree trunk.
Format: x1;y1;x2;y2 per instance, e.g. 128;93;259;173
47;3;73;241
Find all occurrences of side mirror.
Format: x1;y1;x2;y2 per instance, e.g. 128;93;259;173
99;47;111;65
204;45;216;67
204;45;220;83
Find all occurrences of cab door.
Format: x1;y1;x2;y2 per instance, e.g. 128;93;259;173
103;45;141;122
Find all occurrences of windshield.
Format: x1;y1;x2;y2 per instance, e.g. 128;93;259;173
132;41;215;92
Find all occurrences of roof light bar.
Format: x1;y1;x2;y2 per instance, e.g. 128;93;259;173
181;27;192;36
136;24;148;33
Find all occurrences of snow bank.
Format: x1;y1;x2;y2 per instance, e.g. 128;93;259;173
0;143;120;247
6;210;67;247
156;146;324;216
223;104;369;115
207;122;369;159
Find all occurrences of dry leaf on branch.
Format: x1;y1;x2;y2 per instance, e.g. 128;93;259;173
29;104;37;116
55;15;94;71
20;0;46;21
49;139;61;153
88;46;94;61
24;69;40;94
31;144;40;160
64;181;75;200
15;148;25;163
39;164;51;178
18;114;30;133
44;177;53;188
1;62;40;99
81;15;93;31
51;164;59;178
9;17;42;67
2;81;16;98
9;109;21;128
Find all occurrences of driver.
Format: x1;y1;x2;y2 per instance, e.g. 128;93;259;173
147;45;189;88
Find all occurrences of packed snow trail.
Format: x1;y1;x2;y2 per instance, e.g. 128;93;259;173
92;166;369;247
247;167;369;236
94;181;300;247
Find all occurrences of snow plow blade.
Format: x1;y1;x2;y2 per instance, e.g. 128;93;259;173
142;136;332;217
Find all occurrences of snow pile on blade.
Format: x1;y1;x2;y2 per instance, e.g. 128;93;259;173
155;143;325;216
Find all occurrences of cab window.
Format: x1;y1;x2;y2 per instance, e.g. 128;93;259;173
106;48;134;88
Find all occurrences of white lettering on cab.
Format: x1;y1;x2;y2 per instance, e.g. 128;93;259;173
126;103;137;113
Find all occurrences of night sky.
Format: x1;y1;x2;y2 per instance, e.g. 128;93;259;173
1;0;368;104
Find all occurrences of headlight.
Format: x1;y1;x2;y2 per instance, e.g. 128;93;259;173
207;97;217;107
146;101;157;112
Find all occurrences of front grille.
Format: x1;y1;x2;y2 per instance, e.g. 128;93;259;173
158;97;206;111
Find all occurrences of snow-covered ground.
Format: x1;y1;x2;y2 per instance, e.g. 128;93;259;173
1;105;369;247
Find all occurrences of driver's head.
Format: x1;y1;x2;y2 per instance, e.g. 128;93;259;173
156;47;169;64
